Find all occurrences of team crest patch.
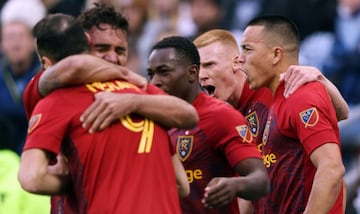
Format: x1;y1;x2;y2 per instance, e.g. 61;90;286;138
299;107;319;128
245;111;259;137
176;136;193;161
28;114;42;133
235;125;253;143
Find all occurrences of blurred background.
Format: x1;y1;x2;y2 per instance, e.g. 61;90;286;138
0;0;359;213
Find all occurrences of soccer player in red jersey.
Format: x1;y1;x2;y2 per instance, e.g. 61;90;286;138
18;13;188;213
193;29;349;213
240;15;345;213
28;26;269;214
23;4;199;131
22;4;197;213
146;36;270;214
32;31;348;144
194;29;349;147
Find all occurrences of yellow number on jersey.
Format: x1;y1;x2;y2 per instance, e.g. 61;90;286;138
120;115;154;153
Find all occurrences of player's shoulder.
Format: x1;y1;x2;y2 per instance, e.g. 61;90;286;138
289;81;326;101
146;84;167;95
41;86;82;104
31;70;44;81
24;71;43;90
201;94;246;120
200;93;232;110
284;81;329;114
296;81;325;93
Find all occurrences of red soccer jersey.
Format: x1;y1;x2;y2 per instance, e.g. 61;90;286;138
25;80;181;214
23;72;171;213
237;83;273;146
23;71;43;120
145;83;167;95
169;92;261;214
255;81;343;213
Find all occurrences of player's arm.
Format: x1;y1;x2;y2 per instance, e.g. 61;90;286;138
281;65;349;121
303;143;345;214
38;54;147;96
202;158;270;208
18;149;70;195
80;91;199;133
233;158;270;200
317;75;349;121
238;198;254;214
172;155;189;198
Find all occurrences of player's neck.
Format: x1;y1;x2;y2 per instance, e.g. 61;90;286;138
186;86;202;104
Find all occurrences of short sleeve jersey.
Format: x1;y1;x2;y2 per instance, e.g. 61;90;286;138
237;83;273;146
25;80;180;214
255;82;343;213
169;92;261;214
22;72;168;213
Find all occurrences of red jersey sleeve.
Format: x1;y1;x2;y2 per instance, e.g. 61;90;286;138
203;98;261;168
25;90;71;154
288;82;339;155
217;110;261;167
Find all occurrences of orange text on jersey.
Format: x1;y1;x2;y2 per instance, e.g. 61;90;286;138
86;80;141;93
186;169;203;183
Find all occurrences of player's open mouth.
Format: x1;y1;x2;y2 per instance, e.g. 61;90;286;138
203;85;215;96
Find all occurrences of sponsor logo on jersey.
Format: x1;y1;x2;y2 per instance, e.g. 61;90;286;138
28;114;42;133
263;153;277;168
235;125;253;143
186;169;203;183
176;136;193;161
86;80;140;93
299;107;319;128
245;111;259;137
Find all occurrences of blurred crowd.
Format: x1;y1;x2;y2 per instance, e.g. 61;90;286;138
0;0;359;213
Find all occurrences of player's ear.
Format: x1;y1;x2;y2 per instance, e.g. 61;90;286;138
232;55;241;74
272;47;283;65
188;64;199;83
85;32;91;45
41;56;53;70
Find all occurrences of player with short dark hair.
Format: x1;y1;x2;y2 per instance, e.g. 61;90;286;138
33;13;89;62
23;3;199;131
240;15;345;213
19;13;187;213
193;27;349;214
147;36;270;213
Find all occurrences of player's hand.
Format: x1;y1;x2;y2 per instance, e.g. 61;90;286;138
80;92;136;133
202;177;238;209
48;153;69;175
126;70;148;91
281;65;322;98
